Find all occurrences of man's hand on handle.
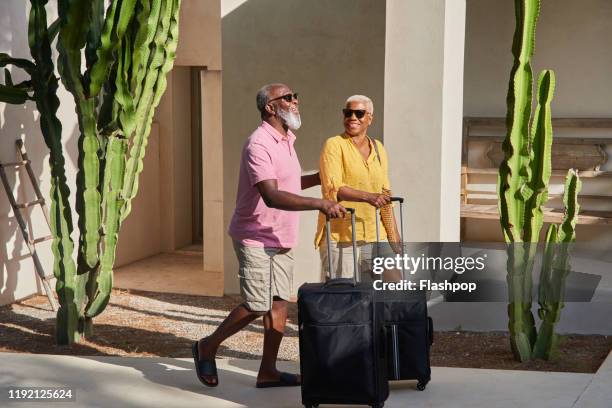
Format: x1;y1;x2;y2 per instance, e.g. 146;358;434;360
319;199;347;219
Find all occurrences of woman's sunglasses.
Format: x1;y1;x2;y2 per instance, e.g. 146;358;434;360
268;93;299;103
342;109;368;119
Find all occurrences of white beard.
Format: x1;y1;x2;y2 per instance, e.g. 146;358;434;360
277;107;302;130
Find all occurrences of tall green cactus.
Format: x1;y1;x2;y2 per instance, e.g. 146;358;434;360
0;0;182;344
499;0;581;361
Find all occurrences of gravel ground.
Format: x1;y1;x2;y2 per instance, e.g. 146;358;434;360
0;289;299;361
0;289;610;373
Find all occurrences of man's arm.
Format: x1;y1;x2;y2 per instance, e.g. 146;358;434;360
337;186;391;208
256;179;346;218
301;172;320;190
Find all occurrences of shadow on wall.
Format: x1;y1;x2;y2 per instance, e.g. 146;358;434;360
221;0;387;293
1;3;39;304
0;2;80;304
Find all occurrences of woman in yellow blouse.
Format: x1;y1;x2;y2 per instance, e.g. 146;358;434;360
315;95;400;280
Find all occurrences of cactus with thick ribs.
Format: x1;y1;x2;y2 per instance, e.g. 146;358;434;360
532;171;581;359
0;0;181;344
499;0;581;361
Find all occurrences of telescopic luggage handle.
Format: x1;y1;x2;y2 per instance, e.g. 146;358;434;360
375;196;405;278
324;207;359;286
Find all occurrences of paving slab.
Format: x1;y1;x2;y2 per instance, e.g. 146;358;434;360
573;351;612;408
0;352;599;408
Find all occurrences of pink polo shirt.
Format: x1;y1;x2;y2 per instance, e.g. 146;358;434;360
228;121;302;248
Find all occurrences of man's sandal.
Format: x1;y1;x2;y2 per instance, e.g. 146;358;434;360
192;341;218;387
255;372;301;388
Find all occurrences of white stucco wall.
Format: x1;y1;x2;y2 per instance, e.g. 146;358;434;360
464;0;612;117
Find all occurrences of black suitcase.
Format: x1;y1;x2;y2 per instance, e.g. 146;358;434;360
375;197;434;389
298;209;389;408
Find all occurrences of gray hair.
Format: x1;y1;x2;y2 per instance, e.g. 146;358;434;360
345;95;374;114
256;83;286;116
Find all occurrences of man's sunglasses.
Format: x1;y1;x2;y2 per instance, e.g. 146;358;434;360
342;108;368;119
268;93;299;103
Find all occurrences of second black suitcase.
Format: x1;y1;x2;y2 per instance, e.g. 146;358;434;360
375;197;434;389
298;209;389;408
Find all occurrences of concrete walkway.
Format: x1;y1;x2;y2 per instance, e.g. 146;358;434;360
0;352;609;408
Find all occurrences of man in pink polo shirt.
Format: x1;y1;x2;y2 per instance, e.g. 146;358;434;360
192;83;345;389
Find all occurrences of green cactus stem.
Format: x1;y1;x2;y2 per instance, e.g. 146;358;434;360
24;0;81;344
86;0;181;318
533;170;581;359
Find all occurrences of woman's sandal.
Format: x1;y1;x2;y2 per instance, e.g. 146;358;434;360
192;340;218;387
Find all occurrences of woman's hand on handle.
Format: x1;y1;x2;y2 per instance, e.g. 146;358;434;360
366;192;391;208
337;186;390;208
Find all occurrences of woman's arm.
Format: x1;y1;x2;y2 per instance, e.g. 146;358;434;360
337;186;390;208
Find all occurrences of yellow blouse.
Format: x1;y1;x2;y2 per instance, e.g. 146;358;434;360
315;134;391;247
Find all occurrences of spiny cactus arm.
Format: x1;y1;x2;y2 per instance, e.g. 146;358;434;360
132;0;163;106
150;0;180;108
85;137;127;318
83;0;104;90
57;0;102;270
114;31;137;141
130;0;172;123
57;0;90;98
86;0;118;97
84;33;133;315
533;171;580;359
88;0;137;97
537;224;557;315
524;70;555;242
533;223;558;359
498;0;541;243
557;169;581;243
28;0;79;345
86;0;180;315
120;0;180;222
506;243;536;362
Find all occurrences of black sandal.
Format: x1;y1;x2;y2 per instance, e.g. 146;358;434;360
256;372;301;388
192;341;218;387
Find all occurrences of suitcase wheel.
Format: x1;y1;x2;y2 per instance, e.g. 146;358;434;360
416;381;427;391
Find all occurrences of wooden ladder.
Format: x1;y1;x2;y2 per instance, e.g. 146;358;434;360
0;139;58;311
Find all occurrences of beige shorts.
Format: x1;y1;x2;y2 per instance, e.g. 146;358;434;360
233;240;294;312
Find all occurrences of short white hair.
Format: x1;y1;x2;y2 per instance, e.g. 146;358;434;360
345;95;374;114
256;83;286;116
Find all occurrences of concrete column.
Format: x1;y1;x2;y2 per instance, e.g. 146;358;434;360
384;0;465;242
201;70;224;284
